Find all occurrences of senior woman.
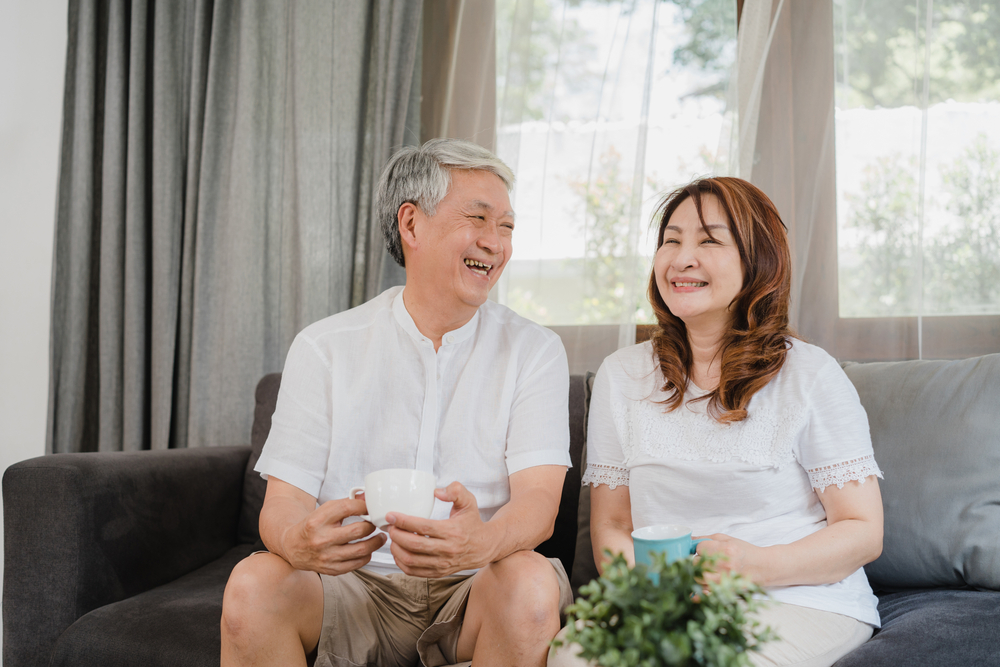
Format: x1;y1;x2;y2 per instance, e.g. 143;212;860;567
552;177;884;667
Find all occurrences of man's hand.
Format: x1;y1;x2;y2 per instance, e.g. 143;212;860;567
384;482;492;577
260;478;386;576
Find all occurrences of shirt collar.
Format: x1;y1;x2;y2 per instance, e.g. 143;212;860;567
392;287;481;347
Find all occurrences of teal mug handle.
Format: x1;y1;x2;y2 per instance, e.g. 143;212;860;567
690;537;709;555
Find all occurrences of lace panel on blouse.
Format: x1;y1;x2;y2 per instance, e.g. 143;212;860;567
611;398;804;469
808;454;884;491
581;463;630;490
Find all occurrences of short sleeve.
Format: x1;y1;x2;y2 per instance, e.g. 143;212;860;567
797;359;884;491
581;358;630;489
254;333;333;498
504;335;573;475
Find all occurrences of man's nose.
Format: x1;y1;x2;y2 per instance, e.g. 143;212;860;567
478;224;502;254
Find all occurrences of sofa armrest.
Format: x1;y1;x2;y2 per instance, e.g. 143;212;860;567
3;446;250;667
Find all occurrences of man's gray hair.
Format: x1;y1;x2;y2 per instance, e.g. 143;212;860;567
377;138;515;267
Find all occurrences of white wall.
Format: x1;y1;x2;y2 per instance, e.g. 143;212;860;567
0;0;69;654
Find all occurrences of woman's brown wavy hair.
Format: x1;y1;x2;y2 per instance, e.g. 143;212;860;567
647;177;794;423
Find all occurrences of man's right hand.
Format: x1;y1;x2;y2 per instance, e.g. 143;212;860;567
260;477;387;576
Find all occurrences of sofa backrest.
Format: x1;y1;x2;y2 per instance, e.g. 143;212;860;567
239;373;588;575
237;373;281;545
843;353;1000;592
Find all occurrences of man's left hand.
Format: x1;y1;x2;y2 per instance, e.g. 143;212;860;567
385;481;492;577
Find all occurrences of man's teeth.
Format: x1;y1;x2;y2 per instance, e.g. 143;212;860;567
675;281;707;287
464;259;492;274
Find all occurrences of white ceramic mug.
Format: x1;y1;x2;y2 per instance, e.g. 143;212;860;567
348;468;436;528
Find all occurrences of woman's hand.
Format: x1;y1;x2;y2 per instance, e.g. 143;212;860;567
694;533;770;584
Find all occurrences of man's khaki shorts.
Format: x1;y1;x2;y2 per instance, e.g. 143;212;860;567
314;557;572;667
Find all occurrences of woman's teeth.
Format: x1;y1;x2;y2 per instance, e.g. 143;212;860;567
674;281;707;287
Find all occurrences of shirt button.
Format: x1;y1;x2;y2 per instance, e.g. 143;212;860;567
446;335;455;344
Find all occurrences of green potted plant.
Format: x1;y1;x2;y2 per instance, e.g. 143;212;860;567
553;552;775;667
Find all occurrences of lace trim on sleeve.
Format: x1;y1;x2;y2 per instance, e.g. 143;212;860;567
808;454;884;491
581;463;630;490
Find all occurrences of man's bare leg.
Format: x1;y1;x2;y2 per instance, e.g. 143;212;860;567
455;550;562;667
221;552;324;667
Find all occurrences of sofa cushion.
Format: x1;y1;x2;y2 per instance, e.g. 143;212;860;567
48;543;259;667
842;354;1000;591
832;588;1000;666
237;373;282;545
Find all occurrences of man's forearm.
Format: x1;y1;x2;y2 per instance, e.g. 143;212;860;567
259;495;312;562
471;466;565;567
483;491;557;559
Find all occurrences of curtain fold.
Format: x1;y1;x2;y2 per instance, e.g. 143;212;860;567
421;0;497;148
48;0;422;454
746;0;841;351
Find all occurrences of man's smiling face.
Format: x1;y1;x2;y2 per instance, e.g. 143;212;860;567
408;169;514;314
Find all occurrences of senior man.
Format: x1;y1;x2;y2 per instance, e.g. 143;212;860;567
220;138;572;667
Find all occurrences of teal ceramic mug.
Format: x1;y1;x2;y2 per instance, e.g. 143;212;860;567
632;524;708;568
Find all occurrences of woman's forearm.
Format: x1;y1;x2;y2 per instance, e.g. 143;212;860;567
752;517;882;587
704;477;884;588
589;484;635;574
591;518;637;573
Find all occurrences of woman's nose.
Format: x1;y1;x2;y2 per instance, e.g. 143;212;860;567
670;243;698;270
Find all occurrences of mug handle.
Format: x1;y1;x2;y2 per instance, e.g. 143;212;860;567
689;537;709;555
348;486;372;523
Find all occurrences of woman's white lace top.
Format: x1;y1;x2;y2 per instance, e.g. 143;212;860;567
582;339;884;627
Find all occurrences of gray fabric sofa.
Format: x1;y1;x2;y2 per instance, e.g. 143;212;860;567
2;374;586;667
5;355;1000;665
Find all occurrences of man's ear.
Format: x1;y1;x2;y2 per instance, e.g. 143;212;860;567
398;202;420;254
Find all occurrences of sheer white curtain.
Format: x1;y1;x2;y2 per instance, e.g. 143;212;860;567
752;0;1000;361
492;0;739;373
441;0;998;371
830;0;1000;360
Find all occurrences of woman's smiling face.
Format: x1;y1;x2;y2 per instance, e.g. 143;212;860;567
653;194;744;331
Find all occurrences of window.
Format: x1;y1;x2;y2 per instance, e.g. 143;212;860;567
493;0;738;327
835;0;1000;319
832;0;1000;359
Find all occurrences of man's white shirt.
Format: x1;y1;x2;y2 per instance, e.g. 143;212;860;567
255;286;571;575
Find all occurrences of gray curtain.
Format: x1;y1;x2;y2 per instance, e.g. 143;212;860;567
47;0;421;454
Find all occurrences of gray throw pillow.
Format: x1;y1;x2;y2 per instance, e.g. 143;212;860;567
842;354;1000;591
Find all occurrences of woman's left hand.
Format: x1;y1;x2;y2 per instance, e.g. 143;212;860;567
693;533;770;584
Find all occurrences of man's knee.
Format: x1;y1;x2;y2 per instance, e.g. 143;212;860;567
483;551;561;622
222;552;320;637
